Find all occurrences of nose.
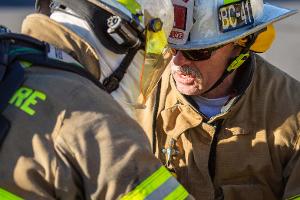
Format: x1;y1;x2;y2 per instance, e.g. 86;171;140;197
173;51;193;66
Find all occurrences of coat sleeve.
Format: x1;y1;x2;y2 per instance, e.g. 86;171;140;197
52;84;191;200
283;128;300;200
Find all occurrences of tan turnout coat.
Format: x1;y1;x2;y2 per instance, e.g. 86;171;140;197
0;14;178;199
137;54;300;200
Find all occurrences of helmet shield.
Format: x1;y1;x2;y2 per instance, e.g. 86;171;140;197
95;0;174;104
54;0;174;104
139;47;173;103
119;0;174;103
139;0;174;103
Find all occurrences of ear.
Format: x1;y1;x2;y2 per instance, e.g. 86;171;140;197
231;42;243;58
250;24;276;53
235;24;276;53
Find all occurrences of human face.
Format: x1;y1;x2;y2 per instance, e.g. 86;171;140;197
171;43;236;97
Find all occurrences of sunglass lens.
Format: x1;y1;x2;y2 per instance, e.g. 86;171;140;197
181;49;212;61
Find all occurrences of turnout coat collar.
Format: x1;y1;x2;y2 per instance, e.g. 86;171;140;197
21;13;101;80
136;53;300;199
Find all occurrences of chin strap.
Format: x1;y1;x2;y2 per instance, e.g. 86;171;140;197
102;46;140;93
50;1;145;94
202;33;259;95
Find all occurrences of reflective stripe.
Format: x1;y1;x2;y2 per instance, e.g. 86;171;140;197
287;195;300;200
146;176;188;200
121;166;189;200
0;188;23;200
20;60;33;68
224;0;240;4
164;184;189;200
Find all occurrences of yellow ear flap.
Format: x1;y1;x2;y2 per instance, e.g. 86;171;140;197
251;24;276;53
237;24;276;53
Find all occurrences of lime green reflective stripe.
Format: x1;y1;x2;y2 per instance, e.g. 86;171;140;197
0;188;23;200
122;166;189;200
116;0;141;16
20;60;33;68
164;184;189;200
224;0;239;4
287;195;300;200
121;166;171;200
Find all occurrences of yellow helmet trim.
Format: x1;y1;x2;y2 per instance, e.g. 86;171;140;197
116;0;142;21
237;24;276;53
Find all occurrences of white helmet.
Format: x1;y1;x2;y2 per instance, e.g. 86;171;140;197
169;0;297;50
50;0;174;99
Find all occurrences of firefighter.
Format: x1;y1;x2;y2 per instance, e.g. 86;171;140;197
137;0;300;199
0;0;192;199
35;0;174;118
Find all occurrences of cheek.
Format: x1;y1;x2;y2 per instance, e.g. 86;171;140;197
170;62;180;74
199;55;227;77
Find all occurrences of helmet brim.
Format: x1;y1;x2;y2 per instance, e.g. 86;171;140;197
170;4;297;50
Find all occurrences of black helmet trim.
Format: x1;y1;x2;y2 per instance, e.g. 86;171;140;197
53;0;145;54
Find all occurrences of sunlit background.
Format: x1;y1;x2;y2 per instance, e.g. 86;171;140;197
0;0;299;80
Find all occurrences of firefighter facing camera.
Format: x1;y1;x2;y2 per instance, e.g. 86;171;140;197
137;0;300;199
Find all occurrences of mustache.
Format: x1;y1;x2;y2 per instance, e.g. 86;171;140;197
172;65;202;78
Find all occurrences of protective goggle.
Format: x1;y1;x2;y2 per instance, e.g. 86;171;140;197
171;45;225;61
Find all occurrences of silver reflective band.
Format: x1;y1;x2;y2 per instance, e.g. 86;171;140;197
121;166;189;200
146;176;181;200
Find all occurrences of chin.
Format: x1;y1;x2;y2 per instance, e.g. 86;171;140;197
176;84;202;96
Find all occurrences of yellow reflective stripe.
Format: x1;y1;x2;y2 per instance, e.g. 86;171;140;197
121;166;173;200
116;0;141;16
164;184;189;200
20;60;33;68
121;166;171;199
0;188;23;200
287;195;300;200
224;0;239;4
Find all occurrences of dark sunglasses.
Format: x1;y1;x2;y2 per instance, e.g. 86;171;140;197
171;45;225;61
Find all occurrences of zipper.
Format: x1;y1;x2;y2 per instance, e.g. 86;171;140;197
208;120;223;181
208;120;225;200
